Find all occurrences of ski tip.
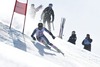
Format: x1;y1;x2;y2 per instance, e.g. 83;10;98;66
62;53;64;56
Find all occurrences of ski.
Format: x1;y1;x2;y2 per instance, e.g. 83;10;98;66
26;35;65;56
57;49;64;56
52;45;64;56
60;51;64;56
45;45;51;49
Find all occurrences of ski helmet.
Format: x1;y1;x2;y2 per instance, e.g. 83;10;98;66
38;23;43;28
49;3;53;6
86;34;90;37
49;3;53;7
72;31;75;34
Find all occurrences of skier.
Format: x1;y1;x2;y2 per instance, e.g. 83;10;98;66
31;23;61;52
41;3;54;32
68;31;77;44
82;34;93;51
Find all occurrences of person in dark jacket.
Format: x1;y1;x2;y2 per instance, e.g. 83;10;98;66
31;23;61;52
82;34;93;51
68;31;77;44
41;3;54;32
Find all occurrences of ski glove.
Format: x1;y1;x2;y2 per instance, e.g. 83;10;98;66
32;37;36;40
49;32;55;39
52;36;55;39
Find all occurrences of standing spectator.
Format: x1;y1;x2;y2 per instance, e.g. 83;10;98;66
68;31;77;44
30;4;42;19
41;3;54;32
82;34;93;51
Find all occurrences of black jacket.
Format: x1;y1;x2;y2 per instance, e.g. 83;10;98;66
41;7;54;22
68;34;77;44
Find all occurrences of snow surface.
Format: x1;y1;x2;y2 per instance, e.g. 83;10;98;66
0;22;100;67
0;0;100;67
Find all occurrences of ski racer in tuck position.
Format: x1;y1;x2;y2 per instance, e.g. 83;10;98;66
31;23;61;53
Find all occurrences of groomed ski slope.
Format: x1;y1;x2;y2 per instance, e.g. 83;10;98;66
0;42;62;67
0;22;100;67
